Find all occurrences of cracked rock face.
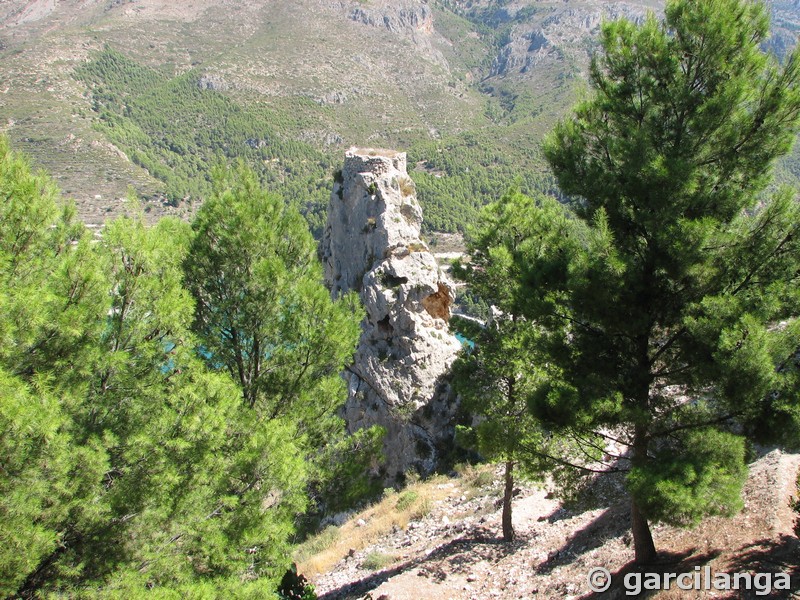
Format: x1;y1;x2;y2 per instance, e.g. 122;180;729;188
322;148;461;481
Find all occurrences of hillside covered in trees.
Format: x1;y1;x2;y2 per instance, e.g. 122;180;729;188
4;0;800;234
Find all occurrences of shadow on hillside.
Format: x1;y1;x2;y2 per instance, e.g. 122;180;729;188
316;528;525;600
317;468;635;599
318;502;630;599
573;538;800;599
720;535;800;599
535;502;630;575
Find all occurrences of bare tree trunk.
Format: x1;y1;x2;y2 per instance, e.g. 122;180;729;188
631;423;657;563
502;459;515;542
631;498;657;564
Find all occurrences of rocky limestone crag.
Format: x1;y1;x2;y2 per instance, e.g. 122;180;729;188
345;1;448;71
322;148;462;481
490;3;648;77
349;3;433;35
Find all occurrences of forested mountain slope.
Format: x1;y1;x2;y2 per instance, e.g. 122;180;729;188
1;0;799;231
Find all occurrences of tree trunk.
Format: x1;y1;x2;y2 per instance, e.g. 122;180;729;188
631;423;657;563
631;498;657;564
502;459;515;542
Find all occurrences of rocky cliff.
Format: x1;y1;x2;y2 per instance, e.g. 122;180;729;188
322;148;462;481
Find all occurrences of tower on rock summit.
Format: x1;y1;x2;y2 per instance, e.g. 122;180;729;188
321;148;462;480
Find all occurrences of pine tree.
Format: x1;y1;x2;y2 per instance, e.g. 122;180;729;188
184;161;360;423
0;140;315;597
79;211;310;595
183;161;377;516
452;191;562;541
0;135;109;595
525;0;800;563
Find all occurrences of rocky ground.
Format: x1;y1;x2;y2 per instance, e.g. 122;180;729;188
312;450;800;599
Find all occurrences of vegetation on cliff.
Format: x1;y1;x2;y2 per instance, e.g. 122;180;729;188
72;46;559;235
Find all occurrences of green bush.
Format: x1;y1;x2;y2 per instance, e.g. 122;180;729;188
360;551;398;571
395;490;418;511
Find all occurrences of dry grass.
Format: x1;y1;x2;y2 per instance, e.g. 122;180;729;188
397;176;416;197
456;462;498;491
293;525;341;565
296;476;453;577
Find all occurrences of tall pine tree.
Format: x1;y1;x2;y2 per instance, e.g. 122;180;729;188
0;135;110;595
452;191;559;542
0;138;325;597
525;0;800;563
183;161;379;518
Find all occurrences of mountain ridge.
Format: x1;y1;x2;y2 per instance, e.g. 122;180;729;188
1;0;798;228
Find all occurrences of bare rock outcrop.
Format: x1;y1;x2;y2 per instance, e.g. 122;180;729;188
322;148;462;481
344;1;447;70
488;2;650;78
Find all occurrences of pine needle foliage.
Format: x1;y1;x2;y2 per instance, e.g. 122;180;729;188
519;0;800;563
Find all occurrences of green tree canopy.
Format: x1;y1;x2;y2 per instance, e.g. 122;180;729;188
0;135;109;596
183;161;380;517
0;138;334;597
522;0;800;563
184;162;360;421
452;190;563;541
80;212;309;595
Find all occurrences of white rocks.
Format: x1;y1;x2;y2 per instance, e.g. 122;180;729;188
322;148;462;481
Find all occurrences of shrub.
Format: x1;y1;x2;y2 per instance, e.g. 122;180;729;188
456;463;496;489
410;497;433;520
277;564;317;600
395;490;418;511
397;176;415;197
361;551;397;571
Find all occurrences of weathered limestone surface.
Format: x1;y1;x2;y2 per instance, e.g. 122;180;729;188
322;148;461;480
